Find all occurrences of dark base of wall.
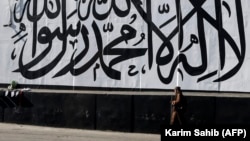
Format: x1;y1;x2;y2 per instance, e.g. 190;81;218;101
1;91;250;134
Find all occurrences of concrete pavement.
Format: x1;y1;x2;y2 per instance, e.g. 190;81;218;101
0;123;160;141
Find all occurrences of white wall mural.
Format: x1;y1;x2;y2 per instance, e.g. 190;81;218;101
0;0;249;92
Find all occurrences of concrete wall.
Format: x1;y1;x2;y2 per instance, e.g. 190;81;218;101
1;89;250;134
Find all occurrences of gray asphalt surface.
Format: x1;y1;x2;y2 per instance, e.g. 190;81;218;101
0;123;160;141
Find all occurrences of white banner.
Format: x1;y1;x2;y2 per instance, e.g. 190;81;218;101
0;0;249;92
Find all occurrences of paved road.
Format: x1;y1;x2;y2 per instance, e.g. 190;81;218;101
0;123;160;141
